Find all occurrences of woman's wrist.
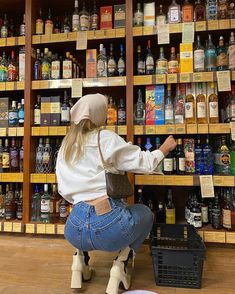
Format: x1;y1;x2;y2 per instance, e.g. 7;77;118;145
159;146;169;157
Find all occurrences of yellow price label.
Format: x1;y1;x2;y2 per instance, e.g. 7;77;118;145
13;223;22;233
46;224;55;234
37;224;46;234
0;128;7;137
133;27;143;36
134;125;144;135
146;126;156;134
195;21;206;31
57;224;65;235
4;222;13;232
26;223;35;234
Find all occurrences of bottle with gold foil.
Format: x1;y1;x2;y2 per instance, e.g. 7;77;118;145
107;97;117;125
168;47;179;73
229;32;235;71
45;8;53;35
166;189;176;224
185;83;196;124
208;82;219;123
36;8;44;35
196;83;207;124
182;0;194;22
155;47;168;74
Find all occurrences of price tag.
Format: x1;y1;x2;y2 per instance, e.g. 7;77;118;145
17;81;24;90
193;72;203;82
231;19;235;29
204;72;214;81
143;26;154;35
169;23;181;33
200;175;215;198
57;126;67;136
13;223;22;233
166;126;175;134
216;71;231;92
187;124;198;134
8;128;17;136
39;127;49;136
0;83;6;91
17;127;24;136
41;34;50;43
219;19;230;30
37;224;46;234
31;174;47;183
115;28;125;38
198;124;209;134
57;224;65;235
4;222;13;232
208;20;219;30
72;79;83;98
175;124;186;134
106;29;116;38
167;74;178;84
195;21;206;31
95;30;105;39
133;27;143;36
230;122;235;140
47;174;57;183
68;32;77;41
7;37;16;46
46;224;55;234
182;22;195;43
180;73;191;83
156;74;166;84
48;126;58;136
26;223;35;234
134;75;152;85
157;24;170;45
146;125;156;134
31;127;40;136
118;126;127;135
76;31;87;50
134;125;144;135
18;36;25;45
0;128;7;137
106;126;116;133
5;82;15;91
0;38;6;46
32;35;41;44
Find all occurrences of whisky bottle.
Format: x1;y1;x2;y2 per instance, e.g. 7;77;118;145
8;18;15;37
79;1;89;31
72;0;79;32
222;190;232;230
155;47;168;74
34;95;41;125
51;53;61;79
62;13;71;33
91;0;99;30
62;52;72;79
8;50;17;82
16;189;23;220
59;198;68;223
36;138;44;173
208;82;219;123
163;151;174;175
2;139;10;172
185;84;196;124
42;138;52;173
31;185;41;222
165;84;174;124
168;0;181;23
211;191;223;229
36;8;44;35
194;35;205;72
61;90;71;126
53;17;61;34
4;184;15;220
136;45;145;75
0;52;8;82
182;0;194;22
133;3;144;27
218;0;228;19
117;44;125;76
217;36;229;71
107;43;117;77
10;138;19;172
229;32;235;71
1;14;8;38
168;47;179;74
190;195;202;228
9;101;18;127
20;14;26;36
196;83;207;124
194;0;206;21
41;184;50;223
145;40;154;75
97;44;107;77
134;89;145;125
45;8;53;35
107;97;117;125
117;98;126;125
166;189;176;224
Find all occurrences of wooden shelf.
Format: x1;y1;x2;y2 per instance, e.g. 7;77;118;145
32;77;126;90
0;127;24;137
134;124;230;135
0;173;23;182
0;81;25;91
198;225;235;244
32;28;125;44
0;221;24;233
133;19;234;37
31;173;57;183
0;36;25;47
135;175;235;187
134;72;235;85
25;223;64;235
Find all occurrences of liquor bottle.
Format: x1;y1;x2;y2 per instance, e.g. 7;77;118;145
205;34;217;71
156;47;168;74
9;101;18;127
10;138;19;172
91;0;99;30
8;50;17;82
165;84;174;124
0;139;3;173
2;139;10;172
195;137;204;175
231;188;235;230
182;0;194;22
41;48;50;80
208;82;219;123
72;0;79;32
97;44;107;77
194;0;206;21
163;151;174;175
36;8;44;35
137;137;142;149
168;0;181;23
156;201;166;223
229;32;235;71
36;138;44;173
117;98;126;125
20;14;26;36
174;84;185;124
63;13;71;33
206;0;218;20
0;185;5;220
41;184;50;223
50;184;60;223
61;90;71;126
168;47;179;74
196;83;207;124
42;138;52;173
134;89;145;125
45;8;53;35
34;95;41;125
79;1;89;31
203;136;214;175
166;189;176;224
107;44;117;77
136;45;145;75
200;197;209;224
137;188;144;204
175;139;185;175
59;198;68;223
16;189;23;220
211;191;223;229
217;36;229;71
1;14;8;38
144;138;153;151
117;44;125;76
222;190;232;230
145;40;154;75
18;99;24;126
229;85;235;122
34;49;41;80
62;52;72;79
19;139;24;172
107;97;117;125
230;139;235;175
51;53;61;79
156;5;166;27
31;185;41;221
228;0;235;19
133;3;144;27
53;17;61;34
194;35;205;72
0;52;8;82
185;83;196;124
8;18;15;37
190;195;202;228
215;136;231;175
19;47;25;82
218;0;228;19
4;184;15;220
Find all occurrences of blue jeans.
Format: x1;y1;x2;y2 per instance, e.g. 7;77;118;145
64;198;153;252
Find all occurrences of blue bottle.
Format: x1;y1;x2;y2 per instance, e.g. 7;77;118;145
145;137;153;151
195;138;204;175
203;137;214;175
18;99;24;126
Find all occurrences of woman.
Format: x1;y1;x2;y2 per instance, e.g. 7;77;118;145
56;93;176;294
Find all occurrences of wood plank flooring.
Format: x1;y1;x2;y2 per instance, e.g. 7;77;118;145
0;235;234;294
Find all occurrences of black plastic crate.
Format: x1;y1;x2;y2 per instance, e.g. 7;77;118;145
151;224;206;289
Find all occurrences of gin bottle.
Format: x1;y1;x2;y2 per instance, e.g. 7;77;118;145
41;184;50;223
168;0;181;24
203;137;214;175
134;89;146;125
218;0;228;19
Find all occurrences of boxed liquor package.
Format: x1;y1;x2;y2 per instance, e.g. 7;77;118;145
114;4;126;28
86;49;97;78
40;96;51;126
100;6;113;30
183;138;195;174
50;96;61;126
145;86;155;125
180;43;193;73
143;2;155;26
0;98;9;127
155;85;165;125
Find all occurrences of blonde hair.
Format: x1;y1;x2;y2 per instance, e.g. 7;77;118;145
61;119;99;166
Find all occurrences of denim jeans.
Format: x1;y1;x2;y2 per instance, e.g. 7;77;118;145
64;198;153;253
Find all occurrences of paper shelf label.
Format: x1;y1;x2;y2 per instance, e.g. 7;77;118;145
134;125;144;135
47;174;57;183
167;74;178;84
195;21;206;31
57;224;65;235
231;19;235;29
134;75;152;85
115;28;125;38
17;127;24;136
13;223;22;233
0;128;7;136
0;83;6;91
118;126;127;135
39;127;49;136
155;74;166;84
226;232;235;244
219;19;230;30
76;31;87;50
204;231;225;243
37;224;46;234
0;39;6;46
169;23;181;33
200;175;215;198
175;124;186;134
143;26;154;35
146;126;156;134
217;71;231;92
208;20;219;30
41;34;50;43
4;222;13;232
31;174;47;183
26;224;35;234
180;73;191;83
198;124;209;134
32;35;41;44
8;128;17;136
133;27;143;36
46;224;55;234
187;124;198;134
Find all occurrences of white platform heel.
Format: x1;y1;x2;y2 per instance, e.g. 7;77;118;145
71;250;92;289
106;247;133;294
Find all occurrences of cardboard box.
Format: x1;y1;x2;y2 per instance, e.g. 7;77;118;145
114;4;126;28
183;138;195;174
145;86;155;125
0;98;9;127
180;43;193;73
50;96;61;126
144;2;155;26
40;96;51;126
155;85;165;125
100;6;113;30
86;49;97;78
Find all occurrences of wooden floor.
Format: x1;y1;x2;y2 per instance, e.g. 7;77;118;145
0;235;234;294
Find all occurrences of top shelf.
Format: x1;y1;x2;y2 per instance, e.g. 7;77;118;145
0;36;25;48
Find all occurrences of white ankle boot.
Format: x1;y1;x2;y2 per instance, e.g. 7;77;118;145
106;247;133;294
71;250;92;289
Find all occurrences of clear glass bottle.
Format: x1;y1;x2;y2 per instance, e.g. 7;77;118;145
97;44;107;77
156;4;166;26
217;36;229;71
133;3;144;27
9;101;18;127
168;47;179;74
72;0;79;32
1;14;8;38
31;185;41;222
41;184;50;223
136;45;145;75
51;53;61;80
134;89;145;125
156;47;168;74
208;82;219;123
205;34;217;71
41;48;50;80
145;40;154;75
0;51;8;82
166;189;176;224
117;98;126;125
174;84;185;124
229;32;235;71
20;14;26;36
194;35;205;72
117;44;125;76
107;43;117;77
36;138;44;173
42;138;52;173
168;0;181;24
196;83;207;124
165;84;174;124
79;1;89;31
185;83;196;124
194;0;206;21
34;95;41;125
182;0;194;22
62;52;72;79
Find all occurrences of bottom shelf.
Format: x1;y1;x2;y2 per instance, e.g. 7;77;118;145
198;225;235;244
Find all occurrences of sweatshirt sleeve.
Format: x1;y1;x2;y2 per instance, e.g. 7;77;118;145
102;132;164;174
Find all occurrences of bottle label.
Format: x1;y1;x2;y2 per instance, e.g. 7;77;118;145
197;102;206;118
205;49;217;69
117;59;125;75
36;19;44;34
20;24;26;36
166;208;175;224
45;20;53;35
107;109;117;125
182;7;193;22
194;49;205;70
1;27;8;38
209;102;219;118
41;199;50;213
179;157;185;171
220;153;230;166
97;60;106;76
61;107;70;122
8;64;17;81
63;60;72;79
217;52;228;67
72;15;79;31
134;11;144;26
60;205;67;218
223;208;232;229
0;65;7;81
51;61;60;79
91;14;98;30
41;63;50;79
229;44;235;69
137;61;145;74
165;105;174;121
231;103;235;118
169;8;180;22
164;158;173;172
185;206;189;221
10;150;18;168
201;206;208;223
191;212;202;228
80;15;89;30
118;109;126;124
185;102;194;118
56;201;60;213
34;109;41;125
42;152;50;164
49;201;54;213
2;152;9;168
145;56;154;71
108;59;116;74
168;60;179;73
18;109;24;124
9;111;18;125
156;60;167;73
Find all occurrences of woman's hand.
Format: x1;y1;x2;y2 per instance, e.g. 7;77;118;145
159;135;177;156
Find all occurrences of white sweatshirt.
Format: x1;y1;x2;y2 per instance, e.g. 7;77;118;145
56;130;164;204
